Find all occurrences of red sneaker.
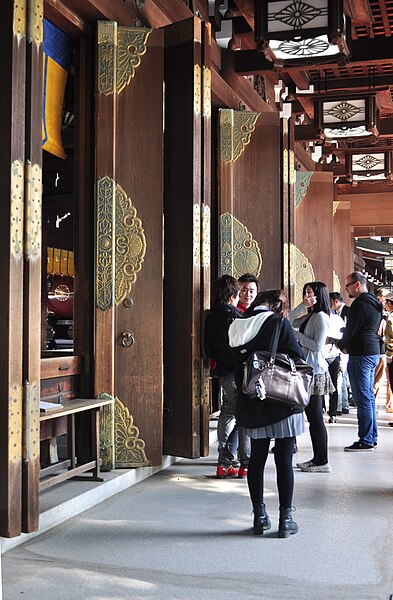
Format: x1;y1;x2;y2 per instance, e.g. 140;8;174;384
216;465;227;478
226;466;239;477
216;465;239;478
238;466;248;478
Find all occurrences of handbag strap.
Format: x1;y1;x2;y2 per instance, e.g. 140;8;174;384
268;317;283;364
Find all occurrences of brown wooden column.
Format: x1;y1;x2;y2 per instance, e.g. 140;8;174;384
0;1;26;538
94;21;117;398
22;2;44;533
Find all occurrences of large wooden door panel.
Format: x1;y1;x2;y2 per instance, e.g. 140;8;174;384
114;29;164;467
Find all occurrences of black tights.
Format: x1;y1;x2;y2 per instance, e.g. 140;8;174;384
304;394;328;465
247;437;295;509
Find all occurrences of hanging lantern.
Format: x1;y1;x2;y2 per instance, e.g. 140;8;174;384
346;152;392;181
314;95;379;139
254;0;350;66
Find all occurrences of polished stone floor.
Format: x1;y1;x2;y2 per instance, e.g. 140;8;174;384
2;400;393;600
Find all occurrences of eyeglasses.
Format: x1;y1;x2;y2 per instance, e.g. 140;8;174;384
345;281;357;288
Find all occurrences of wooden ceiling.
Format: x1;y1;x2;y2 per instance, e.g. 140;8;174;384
223;0;393;155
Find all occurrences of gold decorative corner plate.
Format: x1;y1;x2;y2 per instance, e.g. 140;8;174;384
117;27;151;94
219;108;260;163
27;0;43;44
114;397;149;467
22;381;40;462
98;21;117;96
14;0;26;39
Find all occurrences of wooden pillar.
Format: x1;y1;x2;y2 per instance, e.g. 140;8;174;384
333;200;353;294
295;172;334;292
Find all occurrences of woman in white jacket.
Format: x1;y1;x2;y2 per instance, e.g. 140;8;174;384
289;281;332;473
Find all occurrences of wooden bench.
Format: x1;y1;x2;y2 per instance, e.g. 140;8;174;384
39;397;114;491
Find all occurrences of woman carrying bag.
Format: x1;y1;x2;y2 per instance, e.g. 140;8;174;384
229;289;306;538
289;281;332;473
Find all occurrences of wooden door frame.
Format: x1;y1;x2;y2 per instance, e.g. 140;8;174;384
0;2;26;538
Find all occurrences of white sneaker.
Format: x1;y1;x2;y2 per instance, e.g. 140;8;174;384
299;462;331;473
296;459;314;469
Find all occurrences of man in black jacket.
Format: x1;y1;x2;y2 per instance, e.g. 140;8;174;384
204;275;250;478
338;272;383;451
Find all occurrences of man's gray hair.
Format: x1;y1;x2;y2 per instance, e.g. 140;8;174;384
349;271;367;287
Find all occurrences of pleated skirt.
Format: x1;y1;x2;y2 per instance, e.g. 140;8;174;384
245;412;305;439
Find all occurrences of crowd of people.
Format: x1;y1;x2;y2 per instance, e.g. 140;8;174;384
204;271;391;537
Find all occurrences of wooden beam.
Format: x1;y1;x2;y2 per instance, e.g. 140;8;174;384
376;90;393;114
337;181;393;194
344;0;374;27
294;124;322;142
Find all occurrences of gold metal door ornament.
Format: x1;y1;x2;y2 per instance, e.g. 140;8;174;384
220;212;262;278
96;176;115;311
117;27;152;93
115;397;148;467
22;381;39;462
24;162;42;261
283;243;315;306
98;22;151;96
115;183;146;305
96;177;146;311
13;0;26;38
219;109;260;163
9;384;23;464
295;171;313;207
98;393;115;471
11;160;24;260
27;0;43;44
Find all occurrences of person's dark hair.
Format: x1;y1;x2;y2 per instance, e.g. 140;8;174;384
248;289;287;317
376;287;390;299
329;292;343;303
212;275;240;305
302;281;330;316
238;273;260;293
349;271;368;287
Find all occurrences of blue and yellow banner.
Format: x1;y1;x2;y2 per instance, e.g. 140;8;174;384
42;19;73;159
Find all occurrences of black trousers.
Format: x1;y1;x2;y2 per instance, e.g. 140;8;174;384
304;394;328;465
247;437;295;509
327;355;340;417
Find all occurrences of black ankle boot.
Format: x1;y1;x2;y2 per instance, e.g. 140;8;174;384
252;503;271;535
278;507;298;538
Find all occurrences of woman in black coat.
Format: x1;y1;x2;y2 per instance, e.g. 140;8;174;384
228;289;306;537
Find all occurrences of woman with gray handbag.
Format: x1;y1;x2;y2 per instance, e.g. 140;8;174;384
229;289;306;538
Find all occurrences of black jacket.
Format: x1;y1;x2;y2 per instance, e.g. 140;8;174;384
338;293;382;356
204;303;243;376
230;311;306;429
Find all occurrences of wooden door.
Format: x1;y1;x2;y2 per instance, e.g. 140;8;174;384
163;18;212;458
95;23;164;467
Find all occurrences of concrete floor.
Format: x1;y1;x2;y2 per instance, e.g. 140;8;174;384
2;404;393;600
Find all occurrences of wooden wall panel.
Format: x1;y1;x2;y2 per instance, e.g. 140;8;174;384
295;172;334;292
